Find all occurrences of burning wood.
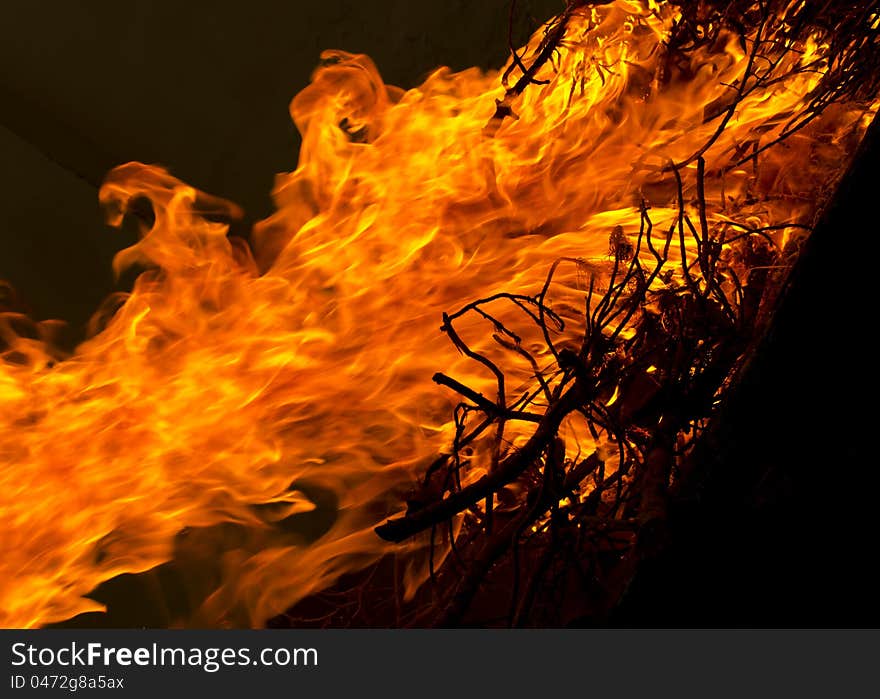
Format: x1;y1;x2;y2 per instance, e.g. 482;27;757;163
1;0;878;628
379;0;880;625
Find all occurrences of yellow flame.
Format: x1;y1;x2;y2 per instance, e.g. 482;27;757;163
0;0;874;627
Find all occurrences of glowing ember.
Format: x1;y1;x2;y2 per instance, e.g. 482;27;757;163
0;0;876;627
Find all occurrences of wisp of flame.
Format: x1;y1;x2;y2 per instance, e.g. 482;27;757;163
0;0;874;627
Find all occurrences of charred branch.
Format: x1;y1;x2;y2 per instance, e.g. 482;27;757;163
371;0;880;628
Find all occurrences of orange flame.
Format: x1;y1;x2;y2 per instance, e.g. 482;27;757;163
0;0;874;627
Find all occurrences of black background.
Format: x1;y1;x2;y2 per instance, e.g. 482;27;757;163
0;0;558;329
1;1;876;627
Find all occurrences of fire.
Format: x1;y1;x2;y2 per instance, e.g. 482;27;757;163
0;0;875;628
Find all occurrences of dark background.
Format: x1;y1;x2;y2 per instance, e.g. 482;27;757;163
2;1;876;626
0;0;560;330
611;116;880;627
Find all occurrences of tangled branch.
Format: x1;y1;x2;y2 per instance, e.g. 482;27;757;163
371;0;880;627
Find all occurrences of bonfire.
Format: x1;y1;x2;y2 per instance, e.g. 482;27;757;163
1;0;878;627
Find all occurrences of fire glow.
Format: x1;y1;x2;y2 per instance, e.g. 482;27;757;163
0;0;877;628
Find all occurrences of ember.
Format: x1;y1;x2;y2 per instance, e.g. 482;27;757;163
1;0;878;628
